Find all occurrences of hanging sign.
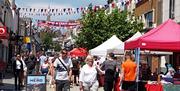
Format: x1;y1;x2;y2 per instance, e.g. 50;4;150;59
0;26;9;39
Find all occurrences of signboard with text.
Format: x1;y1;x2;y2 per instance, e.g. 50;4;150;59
26;75;46;91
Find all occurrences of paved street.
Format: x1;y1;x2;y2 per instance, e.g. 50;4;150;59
0;73;103;91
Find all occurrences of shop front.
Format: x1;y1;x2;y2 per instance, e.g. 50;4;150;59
0;26;9;84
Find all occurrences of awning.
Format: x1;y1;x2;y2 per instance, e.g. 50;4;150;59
125;19;180;52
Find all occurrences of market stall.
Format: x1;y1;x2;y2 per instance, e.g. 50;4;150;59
125;19;180;91
69;48;88;57
89;35;124;56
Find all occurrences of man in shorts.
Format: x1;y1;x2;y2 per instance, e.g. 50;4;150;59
121;52;137;91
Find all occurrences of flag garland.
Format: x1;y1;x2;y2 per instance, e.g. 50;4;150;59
19;0;135;17
37;20;80;27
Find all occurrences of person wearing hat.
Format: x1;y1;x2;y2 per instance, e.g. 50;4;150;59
121;51;137;91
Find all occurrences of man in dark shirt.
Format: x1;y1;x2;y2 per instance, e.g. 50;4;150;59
101;53;119;91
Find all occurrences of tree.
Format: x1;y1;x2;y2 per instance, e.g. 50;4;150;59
75;8;143;50
54;42;62;51
41;32;54;51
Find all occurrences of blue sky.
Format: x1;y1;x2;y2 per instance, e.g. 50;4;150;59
16;0;107;21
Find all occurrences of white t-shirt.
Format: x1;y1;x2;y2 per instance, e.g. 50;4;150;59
39;55;47;66
79;64;98;86
48;57;54;64
54;57;73;80
42;63;49;69
16;60;21;69
21;59;27;71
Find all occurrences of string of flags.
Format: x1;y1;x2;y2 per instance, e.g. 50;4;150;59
18;0;136;17
37;20;80;27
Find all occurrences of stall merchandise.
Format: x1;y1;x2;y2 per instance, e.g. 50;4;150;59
125;19;180;91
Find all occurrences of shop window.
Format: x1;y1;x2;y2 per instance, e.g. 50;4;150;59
144;11;153;28
169;0;175;19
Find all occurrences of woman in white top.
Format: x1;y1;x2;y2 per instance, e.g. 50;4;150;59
79;55;99;91
13;54;23;90
40;57;49;75
48;54;58;88
20;54;27;87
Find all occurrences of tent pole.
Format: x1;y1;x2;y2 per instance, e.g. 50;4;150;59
135;48;140;91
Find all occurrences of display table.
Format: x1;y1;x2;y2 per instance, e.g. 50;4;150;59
145;84;163;91
145;84;180;91
163;84;180;91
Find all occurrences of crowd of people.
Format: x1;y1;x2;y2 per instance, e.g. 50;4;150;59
12;49;146;91
12;49;180;91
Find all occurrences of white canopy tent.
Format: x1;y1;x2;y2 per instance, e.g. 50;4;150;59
125;31;142;42
89;35;124;56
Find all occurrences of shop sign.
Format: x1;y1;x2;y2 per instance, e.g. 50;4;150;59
26;75;46;91
0;27;8;39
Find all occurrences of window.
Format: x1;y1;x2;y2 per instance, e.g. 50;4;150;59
169;0;175;19
144;11;153;28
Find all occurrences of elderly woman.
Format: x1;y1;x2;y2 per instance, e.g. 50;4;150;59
79;55;99;91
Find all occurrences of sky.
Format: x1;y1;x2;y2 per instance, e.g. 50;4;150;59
15;0;107;21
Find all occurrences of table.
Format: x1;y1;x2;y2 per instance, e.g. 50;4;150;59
163;84;180;91
145;84;180;91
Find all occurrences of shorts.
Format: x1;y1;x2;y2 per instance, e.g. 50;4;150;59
122;81;136;91
41;68;48;75
72;69;79;76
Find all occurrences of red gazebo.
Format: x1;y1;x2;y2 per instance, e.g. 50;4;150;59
69;48;88;57
125;19;180;51
125;19;180;91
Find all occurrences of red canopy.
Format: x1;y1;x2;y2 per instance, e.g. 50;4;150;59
69;48;87;57
125;19;180;51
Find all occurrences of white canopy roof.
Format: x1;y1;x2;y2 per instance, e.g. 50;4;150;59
126;31;142;42
89;35;124;56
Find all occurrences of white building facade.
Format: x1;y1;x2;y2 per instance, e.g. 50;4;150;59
162;0;180;23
